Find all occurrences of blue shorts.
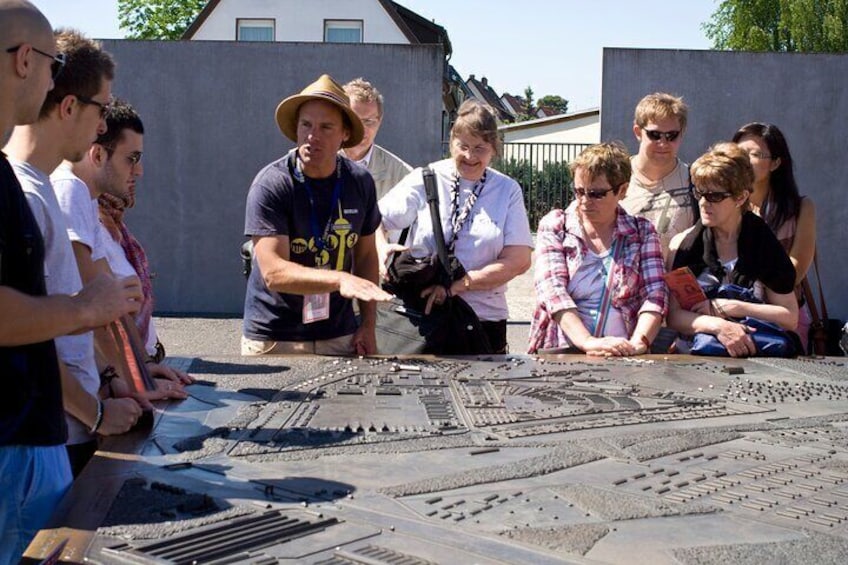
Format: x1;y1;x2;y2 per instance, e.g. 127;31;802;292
0;445;72;565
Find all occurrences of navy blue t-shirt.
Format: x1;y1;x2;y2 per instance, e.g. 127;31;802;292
243;151;381;341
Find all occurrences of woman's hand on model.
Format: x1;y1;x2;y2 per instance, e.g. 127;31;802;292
582;336;638;357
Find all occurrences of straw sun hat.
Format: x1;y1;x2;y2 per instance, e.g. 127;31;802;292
275;74;364;148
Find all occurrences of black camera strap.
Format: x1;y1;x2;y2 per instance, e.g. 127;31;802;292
422;166;452;283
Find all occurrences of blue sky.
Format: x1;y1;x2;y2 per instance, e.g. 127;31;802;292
35;0;717;111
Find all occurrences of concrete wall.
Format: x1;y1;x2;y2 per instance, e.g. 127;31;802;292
191;0;408;43
601;48;848;322
100;39;443;314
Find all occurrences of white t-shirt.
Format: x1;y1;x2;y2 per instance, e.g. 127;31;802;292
379;159;534;321
14;159;99;445
52;167;160;356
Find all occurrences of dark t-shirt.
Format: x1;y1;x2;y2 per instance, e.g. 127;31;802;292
0;152;66;446
243;151;381;341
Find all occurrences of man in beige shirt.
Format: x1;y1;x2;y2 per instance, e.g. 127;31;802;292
342;78;412;201
620;92;696;257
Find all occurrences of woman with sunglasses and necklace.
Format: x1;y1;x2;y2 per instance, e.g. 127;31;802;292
732;123;816;352
667;143;797;357
528;143;668;356
378;100;533;353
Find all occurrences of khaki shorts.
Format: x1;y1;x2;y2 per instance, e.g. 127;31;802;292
241;334;354;356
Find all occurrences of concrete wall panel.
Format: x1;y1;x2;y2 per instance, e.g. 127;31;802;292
602;48;848;322
101;39;442;314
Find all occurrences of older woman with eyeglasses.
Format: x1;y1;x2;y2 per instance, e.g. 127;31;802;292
528;142;668;356
667;143;798;357
378;99;533;353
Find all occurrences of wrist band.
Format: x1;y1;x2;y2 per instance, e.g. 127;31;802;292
90;400;104;434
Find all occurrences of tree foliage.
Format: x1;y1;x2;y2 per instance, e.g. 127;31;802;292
536;95;569;115
118;0;209;40
704;0;848;52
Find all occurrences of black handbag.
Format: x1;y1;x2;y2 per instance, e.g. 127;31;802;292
376;167;492;355
802;253;845;356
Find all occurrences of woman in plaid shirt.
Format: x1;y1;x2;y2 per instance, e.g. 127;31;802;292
528;143;668;355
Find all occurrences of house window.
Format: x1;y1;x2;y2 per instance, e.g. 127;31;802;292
237;19;274;42
324;20;363;43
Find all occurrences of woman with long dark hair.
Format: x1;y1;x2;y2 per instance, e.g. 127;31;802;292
732;123;816;351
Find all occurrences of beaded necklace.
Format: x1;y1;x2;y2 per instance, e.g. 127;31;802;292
447;168;487;252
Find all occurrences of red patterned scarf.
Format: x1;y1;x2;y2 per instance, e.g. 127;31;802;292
98;192;155;346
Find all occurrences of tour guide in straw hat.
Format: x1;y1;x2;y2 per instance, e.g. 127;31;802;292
242;74;392;356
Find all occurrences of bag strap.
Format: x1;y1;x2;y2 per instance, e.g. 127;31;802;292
593;238;623;337
422;166;452;282
802;251;828;322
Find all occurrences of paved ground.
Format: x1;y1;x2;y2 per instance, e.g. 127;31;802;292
155;262;537;357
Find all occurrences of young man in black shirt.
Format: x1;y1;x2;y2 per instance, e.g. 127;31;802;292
0;2;142;559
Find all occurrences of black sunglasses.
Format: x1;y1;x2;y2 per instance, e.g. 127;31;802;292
574;186;619;199
76;95;109;118
643;129;681;142
693;187;734;203
6;44;66;80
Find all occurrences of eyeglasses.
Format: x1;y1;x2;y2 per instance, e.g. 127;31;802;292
693;187;734;203
453;141;492;157
6;44;66;80
76;95;109;118
746;150;772;160
643;129;681;142
100;144;143;167
573;186;619;199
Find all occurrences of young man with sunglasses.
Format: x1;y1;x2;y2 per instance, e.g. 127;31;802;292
0;4;142;560
621;92;696;257
4;29;144;480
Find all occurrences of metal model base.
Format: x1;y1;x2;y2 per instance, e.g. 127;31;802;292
25;354;848;564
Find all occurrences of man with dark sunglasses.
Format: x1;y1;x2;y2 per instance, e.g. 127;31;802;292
4;29;144;484
621;92;697;257
0;3;142;561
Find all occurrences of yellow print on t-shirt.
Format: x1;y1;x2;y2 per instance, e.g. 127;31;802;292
289;204;356;270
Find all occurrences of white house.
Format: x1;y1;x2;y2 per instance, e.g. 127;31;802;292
500;108;600;145
183;0;446;46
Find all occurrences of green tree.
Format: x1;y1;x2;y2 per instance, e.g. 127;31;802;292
513;86;536;122
118;0;209;40
536;95;569;115
704;0;848;52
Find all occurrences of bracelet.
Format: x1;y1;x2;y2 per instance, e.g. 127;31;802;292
89;399;104;434
99;365;118;389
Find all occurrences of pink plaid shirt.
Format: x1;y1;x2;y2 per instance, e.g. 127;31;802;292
528;203;668;353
